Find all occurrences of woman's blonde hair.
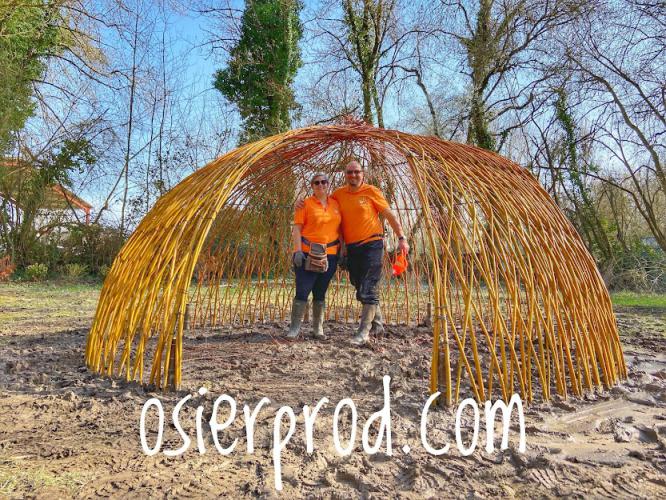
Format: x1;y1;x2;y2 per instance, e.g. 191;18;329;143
310;172;329;184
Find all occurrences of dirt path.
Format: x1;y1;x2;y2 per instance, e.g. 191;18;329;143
1;286;665;498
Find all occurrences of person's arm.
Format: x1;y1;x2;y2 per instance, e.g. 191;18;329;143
291;223;306;268
338;229;346;257
381;207;410;254
292;224;303;253
292;201;306;268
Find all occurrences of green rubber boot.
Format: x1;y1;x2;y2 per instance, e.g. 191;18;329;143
312;300;326;340
351;304;377;346
287;299;307;338
370;305;385;336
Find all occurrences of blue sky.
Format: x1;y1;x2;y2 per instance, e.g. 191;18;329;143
29;0;463;223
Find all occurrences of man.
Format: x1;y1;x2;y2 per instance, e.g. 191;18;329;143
296;160;409;345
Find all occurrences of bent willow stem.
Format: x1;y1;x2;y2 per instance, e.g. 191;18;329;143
85;121;626;403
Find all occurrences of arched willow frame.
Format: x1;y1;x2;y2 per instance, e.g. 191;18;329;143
86;122;626;404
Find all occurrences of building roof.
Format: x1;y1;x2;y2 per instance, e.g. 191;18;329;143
0;159;92;211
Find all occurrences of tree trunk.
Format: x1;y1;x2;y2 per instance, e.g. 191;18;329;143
120;11;139;238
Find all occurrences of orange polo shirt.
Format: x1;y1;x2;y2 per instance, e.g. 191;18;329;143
294;196;342;255
331;184;389;245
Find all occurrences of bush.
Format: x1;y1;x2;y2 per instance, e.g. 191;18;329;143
21;235;62;271
64;263;88;279
608;241;666;293
99;264;110;278
25;263;48;281
60;223;124;275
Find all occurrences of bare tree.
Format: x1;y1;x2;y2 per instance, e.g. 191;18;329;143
437;0;592;151
563;0;665;251
309;0;418;126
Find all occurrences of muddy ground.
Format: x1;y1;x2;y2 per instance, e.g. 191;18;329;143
0;283;665;498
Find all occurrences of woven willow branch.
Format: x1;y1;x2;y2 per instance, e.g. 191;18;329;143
85;122;626;403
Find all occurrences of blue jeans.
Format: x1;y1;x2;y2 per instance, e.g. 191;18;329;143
347;239;384;305
295;254;338;301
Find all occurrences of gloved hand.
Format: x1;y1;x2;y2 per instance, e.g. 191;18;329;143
292;251;306;268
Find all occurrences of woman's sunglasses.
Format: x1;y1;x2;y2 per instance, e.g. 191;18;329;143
312;179;329;186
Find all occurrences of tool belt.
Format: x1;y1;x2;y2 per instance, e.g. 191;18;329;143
301;237;339;273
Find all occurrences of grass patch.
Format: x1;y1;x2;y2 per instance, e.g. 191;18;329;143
0;282;101;334
0;454;89;496
611;291;666;309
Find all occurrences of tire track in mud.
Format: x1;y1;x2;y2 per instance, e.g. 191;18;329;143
0;307;665;497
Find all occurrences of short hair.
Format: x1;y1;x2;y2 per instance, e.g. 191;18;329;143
344;160;364;170
310;172;329;183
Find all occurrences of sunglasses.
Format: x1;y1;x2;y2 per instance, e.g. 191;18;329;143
312;179;329;186
345;170;363;175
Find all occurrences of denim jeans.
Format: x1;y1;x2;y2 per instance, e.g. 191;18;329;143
294;254;338;301
347;239;383;305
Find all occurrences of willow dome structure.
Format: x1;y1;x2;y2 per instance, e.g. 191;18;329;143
85;121;625;404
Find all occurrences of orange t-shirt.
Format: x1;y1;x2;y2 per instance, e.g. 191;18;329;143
331;184;389;244
294;196;342;255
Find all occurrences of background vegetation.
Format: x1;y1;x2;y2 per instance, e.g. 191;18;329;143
0;0;663;291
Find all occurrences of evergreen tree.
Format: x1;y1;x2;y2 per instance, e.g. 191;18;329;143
214;0;303;143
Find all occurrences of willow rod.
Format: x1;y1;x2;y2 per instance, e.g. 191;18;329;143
86;121;626;402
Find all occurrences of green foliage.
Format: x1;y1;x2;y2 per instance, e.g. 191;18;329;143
469;100;495;151
99;264;110;278
0;3;64;152
554;87;615;271
341;0;382;125
64;262;88;279
1;221;123;281
20;236;61;270
555;88;581;190
0;138;96;268
49;138;97;177
611;240;666;293
59;223;124;274
549;87;666;292
462;0;497;151
25;263;48;281
213;0;303;143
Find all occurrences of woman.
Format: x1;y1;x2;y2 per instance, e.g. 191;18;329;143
287;172;343;339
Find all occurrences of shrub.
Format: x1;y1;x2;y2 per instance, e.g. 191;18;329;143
60;223;124;275
610;241;666;293
25;263;48;281
99;264;110;278
22;236;62;271
64;263;88;279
